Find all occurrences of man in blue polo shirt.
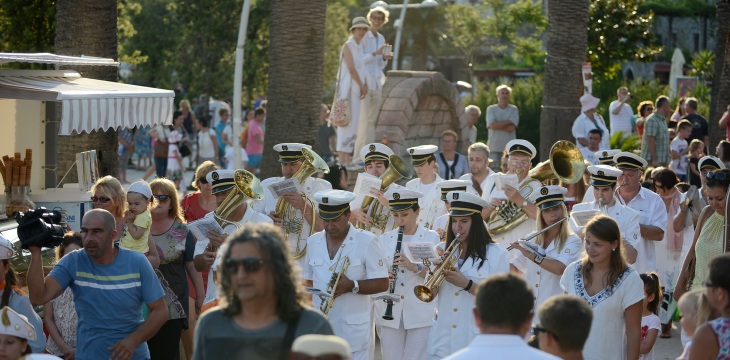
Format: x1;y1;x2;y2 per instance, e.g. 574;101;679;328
27;209;167;360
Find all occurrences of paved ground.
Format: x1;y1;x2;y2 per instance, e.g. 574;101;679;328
125;164;686;359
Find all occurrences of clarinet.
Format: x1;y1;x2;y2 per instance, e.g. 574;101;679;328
383;226;404;320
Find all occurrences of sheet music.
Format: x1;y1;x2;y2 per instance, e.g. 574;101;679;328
494;173;519;190
268;178;301;198
351;172;382;209
571;209;600;227
187;216;225;242
405;242;439;262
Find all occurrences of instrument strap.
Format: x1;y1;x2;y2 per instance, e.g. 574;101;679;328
280;311;301;360
439;152;459;180
470;175;483;196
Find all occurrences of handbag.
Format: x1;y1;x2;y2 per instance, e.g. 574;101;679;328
154;138;169;158
329;44;351;127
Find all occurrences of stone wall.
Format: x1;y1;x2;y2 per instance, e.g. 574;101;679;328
375;71;468;159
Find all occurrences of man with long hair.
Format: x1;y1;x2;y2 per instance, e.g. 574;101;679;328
194;223;332;359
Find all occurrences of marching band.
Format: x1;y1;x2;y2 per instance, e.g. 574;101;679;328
194;136;679;360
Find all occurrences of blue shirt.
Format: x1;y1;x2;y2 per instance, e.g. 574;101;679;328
50;247;164;360
215;120;228;152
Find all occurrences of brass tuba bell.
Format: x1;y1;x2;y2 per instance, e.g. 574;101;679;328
214;169;264;232
358;154;413;231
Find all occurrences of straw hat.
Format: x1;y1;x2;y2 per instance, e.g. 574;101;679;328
350;17;370;30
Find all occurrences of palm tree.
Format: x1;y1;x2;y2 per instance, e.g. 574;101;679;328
710;0;730;148
260;0;327;178
55;0;119;183
539;0;590;160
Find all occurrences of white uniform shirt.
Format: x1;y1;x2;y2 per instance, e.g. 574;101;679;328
406;175;446;229
511;233;583;312
459;172;491;197
193;207;273;304
482;174;540;247
444;335;560;360
374;226;440;329
302;225;388;352
428;244;510;358
361;30;388;90
571;200;642;251
572;112;610;150
621;187;667;273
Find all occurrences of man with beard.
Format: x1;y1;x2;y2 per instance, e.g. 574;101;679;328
459;142;493;197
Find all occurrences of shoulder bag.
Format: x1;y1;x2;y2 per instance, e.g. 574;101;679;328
329;44;351;127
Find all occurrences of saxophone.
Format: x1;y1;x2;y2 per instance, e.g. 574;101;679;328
382;226;404;320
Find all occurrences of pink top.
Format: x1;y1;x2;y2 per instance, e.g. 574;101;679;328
246;120;264;155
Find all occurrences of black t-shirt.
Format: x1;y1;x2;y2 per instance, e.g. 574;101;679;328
682;113;708;144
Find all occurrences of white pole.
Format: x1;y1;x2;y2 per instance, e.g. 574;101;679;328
391;0;409;71
232;0;252;170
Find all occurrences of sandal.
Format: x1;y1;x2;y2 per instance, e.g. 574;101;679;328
660;332;672;338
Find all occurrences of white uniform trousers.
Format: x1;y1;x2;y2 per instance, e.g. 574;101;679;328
377;322;430;360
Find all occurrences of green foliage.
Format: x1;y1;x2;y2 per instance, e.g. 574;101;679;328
322;2;351;101
0;0;55;69
442;5;488;66
610;131;641;152
640;0;715;18
688;49;715;84
588;0;662;80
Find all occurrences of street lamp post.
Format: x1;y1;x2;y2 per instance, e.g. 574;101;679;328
370;0;438;71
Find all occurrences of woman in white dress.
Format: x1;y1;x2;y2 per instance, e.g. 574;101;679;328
560;215;643;360
510;185;583;315
426;192;509;359
335;17;377;166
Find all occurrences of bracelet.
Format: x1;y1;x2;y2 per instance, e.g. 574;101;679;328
463;279;473;292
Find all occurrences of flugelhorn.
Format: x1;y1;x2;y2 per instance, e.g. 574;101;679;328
414;234;460;303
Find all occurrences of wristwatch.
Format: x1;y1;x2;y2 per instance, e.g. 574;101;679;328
352;280;360;294
534;254;545;265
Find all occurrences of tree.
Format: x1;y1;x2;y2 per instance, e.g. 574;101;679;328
261;0;327;178
710;0;730;149
0;0;55;70
588;0;661;80
539;0;590;160
55;0;120;183
442;5;488;91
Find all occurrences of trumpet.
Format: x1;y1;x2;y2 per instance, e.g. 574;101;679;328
414;234;460;303
320;249;350;316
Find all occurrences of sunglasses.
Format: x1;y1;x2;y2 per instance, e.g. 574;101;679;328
198;177;209;185
91;196;112;204
706;171;728;181
532;325;559;340
225;257;265;274
153;194;171;202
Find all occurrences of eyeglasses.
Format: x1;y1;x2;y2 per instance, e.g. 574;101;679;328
153;194;171;202
225;257;265;274
198;177;209;185
706;171;728;181
508;159;531;167
532;325;560;340
370;16;385;21
91;196;112;204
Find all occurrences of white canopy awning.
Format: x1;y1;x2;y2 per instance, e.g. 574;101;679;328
0;70;173;135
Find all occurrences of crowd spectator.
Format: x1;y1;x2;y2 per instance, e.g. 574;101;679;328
180;99;198;170
353;6;391;163
436;130;469;180
194;223;333;359
670;120;692;182
318;104;336;165
536;295;593;359
675;168;730;299
196;117;219;166
717;103;730;142
634;101;654;138
45;232;83;358
465;105;480;145
560;215;643;360
641;96;671;167
573;93;609;151
135;125;152;171
444;274;559;359
687;139;705;188
689;254;730;359
671;96;687;127
716;140;730;168
609;87;634;137
28;209;168;359
486;85;519;172
682;97;709;151
334;17;374;167
148;179;204;360
216;108;231;167
167;127;185;189
118;128;134;184
246;108;266;173
638;273;662;358
676;289;702;359
579;129;603;165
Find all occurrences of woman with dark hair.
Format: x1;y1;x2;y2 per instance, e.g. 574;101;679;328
690;254;730;359
560;215;643;360
634;101;654;138
716;140;730;168
194;223;332;359
675;168;730;301
428;191;509;359
324;164;348;190
45;232;83;358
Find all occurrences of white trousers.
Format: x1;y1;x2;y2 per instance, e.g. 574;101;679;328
378;325;430;360
353;87;383;162
352;349;371;360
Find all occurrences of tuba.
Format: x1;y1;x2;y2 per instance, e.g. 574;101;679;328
358;155;413;232
275;147;329;259
413;235;460;303
487;141;585;235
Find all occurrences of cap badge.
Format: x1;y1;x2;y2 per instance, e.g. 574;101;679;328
282;145;288;151
212;172;220;181
603;151;608;157
393;193;400;200
540;187;548;195
322;197;328;204
369;144;376;152
597;170;604;176
409;149;414;154
452;193;459;200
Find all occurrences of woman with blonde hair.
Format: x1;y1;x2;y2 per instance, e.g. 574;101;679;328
560;215;643;360
510;186;582;314
148;178;204;360
634;101;654;137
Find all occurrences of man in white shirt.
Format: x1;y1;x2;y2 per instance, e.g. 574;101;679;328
445;274;559;360
609;86;634;137
614;152;666;273
354;6;392;162
579;129;602;165
536;295;593;360
459;142;492;197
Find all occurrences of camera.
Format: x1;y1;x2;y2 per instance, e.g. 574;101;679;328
16;207;65;249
